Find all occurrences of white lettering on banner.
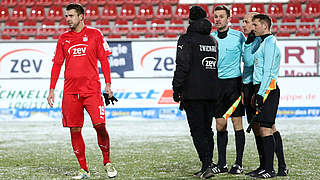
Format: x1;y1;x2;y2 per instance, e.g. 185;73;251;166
109;56;126;67
111;44;127;57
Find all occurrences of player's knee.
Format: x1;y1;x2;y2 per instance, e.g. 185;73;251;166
70;127;81;132
94;123;108;135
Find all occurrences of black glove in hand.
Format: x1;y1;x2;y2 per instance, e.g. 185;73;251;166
255;94;264;113
245;31;256;44
173;91;182;102
103;93;118;106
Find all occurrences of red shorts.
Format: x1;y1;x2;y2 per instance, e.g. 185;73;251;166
62;93;106;127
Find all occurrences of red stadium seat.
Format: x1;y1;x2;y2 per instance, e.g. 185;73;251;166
2;20;19;36
297;18;315;36
120;4;136;20
39;20;56;36
85;5;100;20
30;5;46;21
162;0;178;4
113;19;129;35
19;0;35;7
90;0;107;6
1;35;12;40
304;3;320;18
286;3;302;18
53;0;70;6
249;3;265;14
137;4;154;19
174;4;189;19
0;7;9;21
16;35;30;40
230;18;241;31
34;35;48;39
73;0;89;6
126;33;140;38
0;0;17;7
149;18;166;34
279;17;297;33
11;6;27;21
267;3;283;19
167;18;185;34
231;4;246;18
84;19;91;26
20;20;37;35
101;5;118;20
107;0;124;6
36;0;52;6
156;4;172;19
271;18;278;34
289;0;306;2
47;6;64;21
96;19;111;35
196;4;209;17
163;33;177;38
56;20;69;35
108;34;121;39
144;33;159;38
307;0;320;3
143;0;160;5
131;18;147;34
126;0;143;5
276;32;291;37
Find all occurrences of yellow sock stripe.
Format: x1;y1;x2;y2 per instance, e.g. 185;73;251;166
223;96;242;120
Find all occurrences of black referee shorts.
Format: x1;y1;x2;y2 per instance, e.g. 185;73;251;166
257;85;280;128
243;82;256;124
215;76;245;118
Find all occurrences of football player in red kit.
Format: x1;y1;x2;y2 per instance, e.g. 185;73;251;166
47;3;117;179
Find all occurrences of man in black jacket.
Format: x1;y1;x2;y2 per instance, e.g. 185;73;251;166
172;6;219;179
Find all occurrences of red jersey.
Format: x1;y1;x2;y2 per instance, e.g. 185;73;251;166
50;26;112;94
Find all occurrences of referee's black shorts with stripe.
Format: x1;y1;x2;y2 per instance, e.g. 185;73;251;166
257;85;280;128
214;76;245;118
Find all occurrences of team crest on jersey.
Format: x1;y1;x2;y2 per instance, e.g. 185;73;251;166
202;57;217;70
68;44;88;57
83;36;88;42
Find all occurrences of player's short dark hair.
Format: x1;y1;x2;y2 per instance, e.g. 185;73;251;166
214;5;231;18
66;3;84;16
252;14;272;31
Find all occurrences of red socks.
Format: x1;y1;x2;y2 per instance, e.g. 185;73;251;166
94;123;110;165
70;131;88;172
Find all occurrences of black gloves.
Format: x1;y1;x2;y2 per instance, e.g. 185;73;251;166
245;30;256;44
103;93;118;106
173;91;182;102
255;94;264;113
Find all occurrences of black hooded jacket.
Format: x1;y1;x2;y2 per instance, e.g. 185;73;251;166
172;18;219;100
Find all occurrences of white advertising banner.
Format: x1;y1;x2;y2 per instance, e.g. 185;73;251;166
0;77;320;119
126;41;177;77
0;40;319;78
278;40;319;77
0;43;56;78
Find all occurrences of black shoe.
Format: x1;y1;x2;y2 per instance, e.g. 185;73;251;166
277;166;289;176
229;164;243;174
245;167;262;176
211;163;228;174
200;167;215;179
251;169;276;179
193;170;204;177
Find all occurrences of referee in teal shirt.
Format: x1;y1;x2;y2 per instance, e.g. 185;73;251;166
210;5;246;175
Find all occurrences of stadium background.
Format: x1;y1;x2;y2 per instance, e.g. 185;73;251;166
0;0;320;179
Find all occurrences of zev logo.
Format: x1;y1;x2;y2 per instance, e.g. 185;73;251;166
68;44;88;57
202;57;217;70
0;48;47;74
